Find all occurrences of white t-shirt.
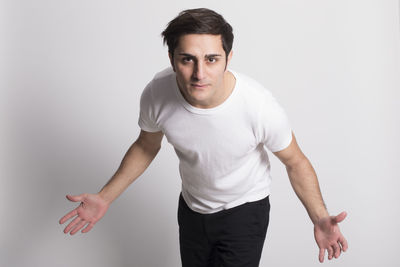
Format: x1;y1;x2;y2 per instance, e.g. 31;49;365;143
138;67;292;214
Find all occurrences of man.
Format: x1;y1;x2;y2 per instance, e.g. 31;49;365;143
59;8;348;266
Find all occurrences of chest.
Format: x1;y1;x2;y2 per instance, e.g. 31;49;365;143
161;110;258;162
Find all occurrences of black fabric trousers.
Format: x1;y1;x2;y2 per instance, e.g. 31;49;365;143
178;193;270;267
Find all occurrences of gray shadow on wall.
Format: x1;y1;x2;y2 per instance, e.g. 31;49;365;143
4;79;181;266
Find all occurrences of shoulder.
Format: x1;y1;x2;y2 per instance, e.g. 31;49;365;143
153;66;175;81
141;67;175;100
150;67;175;91
232;70;289;122
231;69;277;104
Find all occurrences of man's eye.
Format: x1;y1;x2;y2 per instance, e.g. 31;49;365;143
182;57;193;62
208;58;216;63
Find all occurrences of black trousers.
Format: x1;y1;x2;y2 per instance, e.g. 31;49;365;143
178;194;270;267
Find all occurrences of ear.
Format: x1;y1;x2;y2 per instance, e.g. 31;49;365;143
225;50;233;71
168;52;176;72
227;50;233;65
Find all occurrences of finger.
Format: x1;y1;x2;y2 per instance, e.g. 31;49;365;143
81;222;95;233
339;235;348;252
64;216;82;234
59;209;77;224
333;211;347;224
66;194;85;203
70;220;87;235
319;248;325;263
327;246;334;260
333;243;341;258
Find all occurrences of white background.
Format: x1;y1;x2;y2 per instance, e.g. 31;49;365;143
2;0;399;266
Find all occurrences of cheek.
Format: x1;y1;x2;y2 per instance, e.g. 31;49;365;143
175;71;193;87
210;68;226;82
176;66;192;79
211;63;226;74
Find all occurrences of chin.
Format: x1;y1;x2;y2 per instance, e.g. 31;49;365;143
190;91;210;101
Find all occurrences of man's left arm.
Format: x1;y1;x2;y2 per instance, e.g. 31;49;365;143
273;132;348;263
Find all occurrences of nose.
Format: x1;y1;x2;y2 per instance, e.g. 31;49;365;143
192;61;205;81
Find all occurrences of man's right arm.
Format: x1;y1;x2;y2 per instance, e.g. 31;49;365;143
98;129;164;204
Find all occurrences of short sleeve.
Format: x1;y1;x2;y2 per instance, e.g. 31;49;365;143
138;82;161;132
257;91;293;152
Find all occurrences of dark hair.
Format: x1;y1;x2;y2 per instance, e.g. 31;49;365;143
161;8;234;59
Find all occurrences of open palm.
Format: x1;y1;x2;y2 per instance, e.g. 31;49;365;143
314;211;348;262
59;193;109;235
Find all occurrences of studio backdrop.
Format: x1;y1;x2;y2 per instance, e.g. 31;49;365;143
2;1;399;266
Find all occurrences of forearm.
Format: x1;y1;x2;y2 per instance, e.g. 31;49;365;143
98;141;160;204
286;157;329;224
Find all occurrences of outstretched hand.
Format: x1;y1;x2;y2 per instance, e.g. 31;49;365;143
59;193;110;235
314;211;348;262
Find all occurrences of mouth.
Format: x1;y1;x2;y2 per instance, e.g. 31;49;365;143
191;83;209;89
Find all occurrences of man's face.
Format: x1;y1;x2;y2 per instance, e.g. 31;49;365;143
169;34;233;109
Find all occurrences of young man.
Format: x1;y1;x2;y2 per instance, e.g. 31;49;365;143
59;8;348;266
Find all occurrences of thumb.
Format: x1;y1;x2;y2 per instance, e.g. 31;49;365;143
332;211;347;224
66;194;85;202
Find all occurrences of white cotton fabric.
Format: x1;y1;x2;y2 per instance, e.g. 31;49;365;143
138;67;292;214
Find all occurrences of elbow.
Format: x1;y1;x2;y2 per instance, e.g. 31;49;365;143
285;155;309;173
134;139;161;157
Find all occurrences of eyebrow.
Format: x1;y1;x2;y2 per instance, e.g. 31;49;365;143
177;53;222;58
